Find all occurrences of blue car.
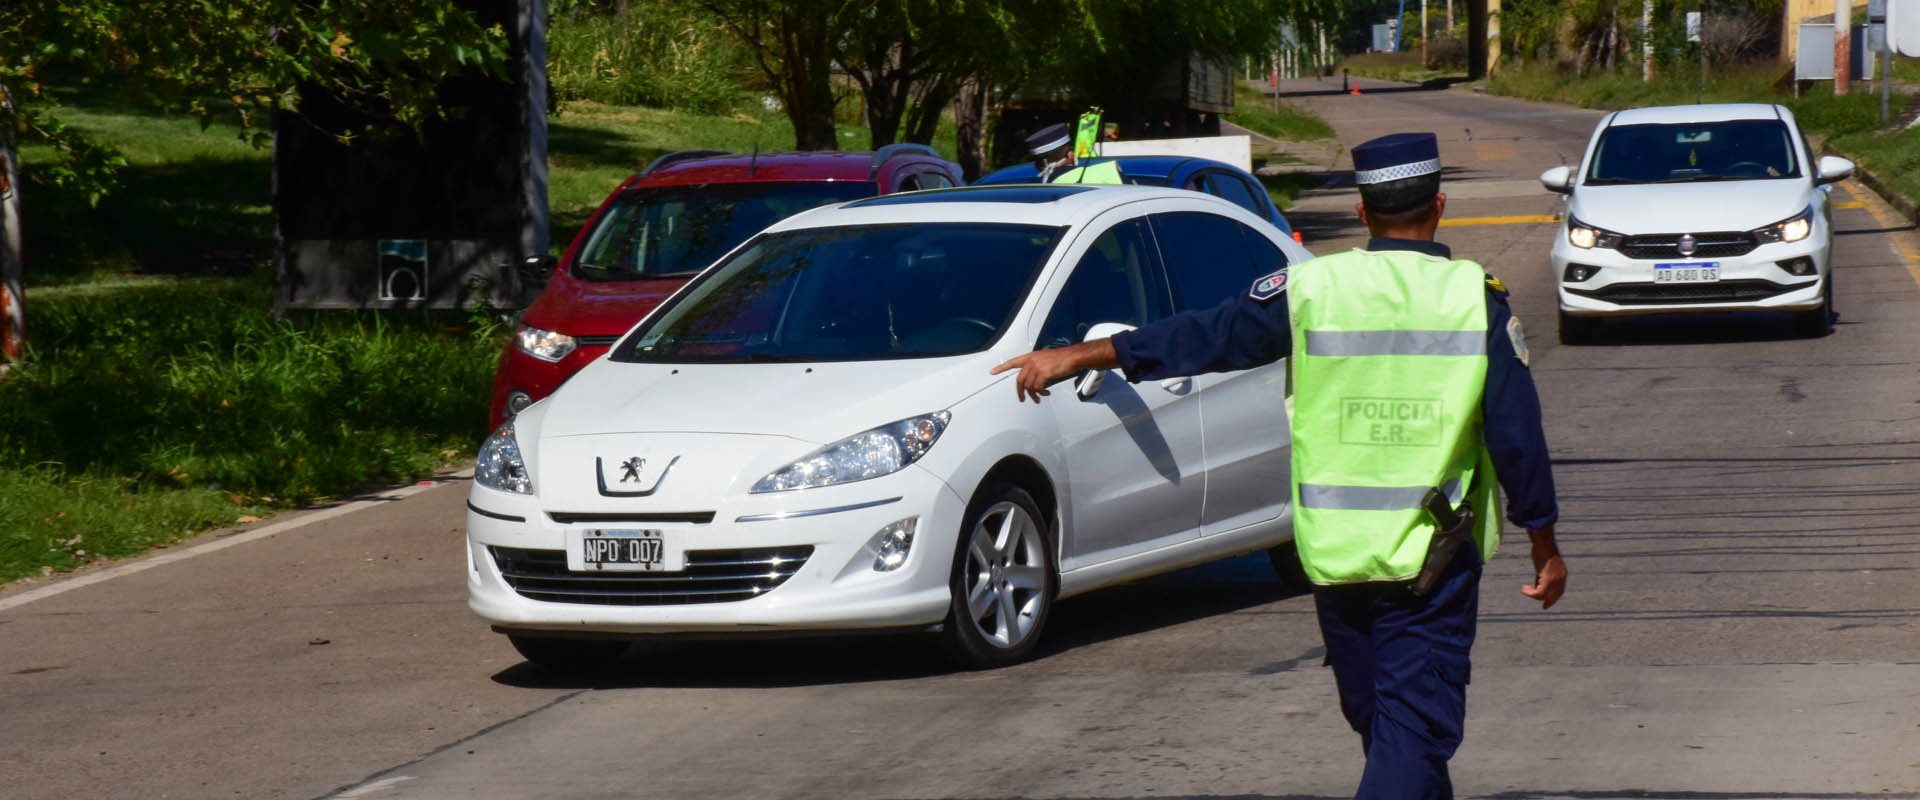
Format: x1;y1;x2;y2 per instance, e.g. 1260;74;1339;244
973;155;1295;236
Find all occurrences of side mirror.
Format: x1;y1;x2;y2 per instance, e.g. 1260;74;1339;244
518;254;558;287
1815;156;1855;185
1073;321;1137;401
1539;165;1574;194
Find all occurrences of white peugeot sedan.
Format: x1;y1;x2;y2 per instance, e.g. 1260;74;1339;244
466;185;1313;670
1541;103;1853;342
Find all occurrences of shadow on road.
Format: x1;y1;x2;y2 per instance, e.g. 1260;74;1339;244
490;553;1304;690
1555;311;1840;347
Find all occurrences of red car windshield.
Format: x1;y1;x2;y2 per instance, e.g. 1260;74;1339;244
572;181;878;280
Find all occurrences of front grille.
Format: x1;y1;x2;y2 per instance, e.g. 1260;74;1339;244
489;546;812;606
1566;279;1814;305
1618;232;1756;260
578;335;622;346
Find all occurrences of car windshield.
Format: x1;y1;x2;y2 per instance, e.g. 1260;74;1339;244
613;223;1065;363
572;182;877;280
1585;120;1801;185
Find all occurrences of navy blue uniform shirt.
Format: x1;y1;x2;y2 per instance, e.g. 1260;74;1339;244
1110;237;1559;531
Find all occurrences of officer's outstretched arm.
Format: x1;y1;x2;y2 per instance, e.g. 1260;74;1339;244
990;340;1119;404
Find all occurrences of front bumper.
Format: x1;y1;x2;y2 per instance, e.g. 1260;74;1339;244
1552;235;1828;317
465;469;966;637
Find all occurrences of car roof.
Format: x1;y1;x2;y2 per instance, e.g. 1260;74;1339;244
633;148;956;187
762;184;1254;233
975;155;1237;185
1608;103;1785;126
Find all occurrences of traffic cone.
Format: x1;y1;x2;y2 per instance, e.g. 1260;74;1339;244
1292;231;1305;244
1349;85;1362;96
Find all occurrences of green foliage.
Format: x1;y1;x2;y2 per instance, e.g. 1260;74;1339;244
1226;86;1334;142
1831;125;1920;213
3;0;509;200
0;279;502;507
547;2;749;113
0;469;259;583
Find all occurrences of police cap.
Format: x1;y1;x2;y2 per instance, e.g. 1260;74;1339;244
1353;132;1442;214
1025;123;1072;157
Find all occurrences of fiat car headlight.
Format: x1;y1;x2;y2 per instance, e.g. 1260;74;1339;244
475;423;532;494
1566;216;1623;250
514;325;578;363
752;412;951;493
1753;206;1814;244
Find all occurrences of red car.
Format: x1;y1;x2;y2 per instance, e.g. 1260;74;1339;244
490;145;964;426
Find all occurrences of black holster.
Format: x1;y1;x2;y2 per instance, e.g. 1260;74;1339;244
1412;488;1475;597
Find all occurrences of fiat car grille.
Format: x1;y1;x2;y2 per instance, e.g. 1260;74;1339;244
1565;279;1815;305
489;546;812;606
1618;232;1757;260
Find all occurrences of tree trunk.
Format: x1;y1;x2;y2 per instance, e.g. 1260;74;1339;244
776;10;838;150
903;75;960;145
953;79;990;182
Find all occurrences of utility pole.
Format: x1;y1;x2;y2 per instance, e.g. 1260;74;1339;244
1836;0;1852;94
1446;0;1454;32
1422;0;1430;63
1643;0;1654;81
1700;0;1709;94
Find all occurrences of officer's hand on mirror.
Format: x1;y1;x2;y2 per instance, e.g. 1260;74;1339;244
990;340;1119;404
1522;526;1567;609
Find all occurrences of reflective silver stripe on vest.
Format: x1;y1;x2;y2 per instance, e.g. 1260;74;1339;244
1304;330;1487;357
1299;479;1463;511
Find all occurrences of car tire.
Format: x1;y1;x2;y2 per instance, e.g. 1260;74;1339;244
1557;310;1599;345
507;635;629;672
1267;541;1313;594
939;483;1055;670
1793;275;1835;338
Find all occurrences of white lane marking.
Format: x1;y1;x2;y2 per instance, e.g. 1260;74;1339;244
329;776;417;798
0;470;472;614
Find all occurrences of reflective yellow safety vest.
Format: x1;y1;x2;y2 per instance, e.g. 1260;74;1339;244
1286;248;1502;585
1051;161;1123;185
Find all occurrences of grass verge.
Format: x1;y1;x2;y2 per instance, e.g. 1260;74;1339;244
1339;52;1466;84
1225;85;1334;142
0;278;502;582
1257;172;1329;211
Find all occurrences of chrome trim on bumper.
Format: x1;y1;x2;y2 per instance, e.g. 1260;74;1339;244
735;497;904;523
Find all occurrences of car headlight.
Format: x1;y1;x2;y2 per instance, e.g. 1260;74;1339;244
1566;215;1623;250
752;412;951;493
1753;206;1814;244
475;423;532;494
514;325;578;363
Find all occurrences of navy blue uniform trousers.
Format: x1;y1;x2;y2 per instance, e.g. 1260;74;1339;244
1313;544;1481;800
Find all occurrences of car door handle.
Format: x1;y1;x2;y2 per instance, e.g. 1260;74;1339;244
1159;377;1191;395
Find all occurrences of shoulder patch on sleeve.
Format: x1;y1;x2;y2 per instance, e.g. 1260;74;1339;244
1485;274;1508;294
1507;315;1530;368
1249;268;1289;303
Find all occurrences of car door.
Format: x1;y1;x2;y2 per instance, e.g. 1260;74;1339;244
1033;213;1206;569
1146;209;1294;535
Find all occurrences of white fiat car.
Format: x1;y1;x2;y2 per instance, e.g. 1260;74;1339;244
1541;103;1853;343
466;185;1313;670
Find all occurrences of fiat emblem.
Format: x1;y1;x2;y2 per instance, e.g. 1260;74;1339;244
1677;234;1697;257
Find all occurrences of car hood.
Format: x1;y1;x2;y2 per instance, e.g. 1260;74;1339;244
520;273;691;338
532;355;996;445
1571;180;1812;234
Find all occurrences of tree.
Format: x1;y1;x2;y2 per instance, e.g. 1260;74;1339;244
0;0;509;360
698;0;870;150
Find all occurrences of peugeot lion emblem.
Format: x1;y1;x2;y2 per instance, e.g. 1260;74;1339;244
1677;234;1697;257
619;457;646;483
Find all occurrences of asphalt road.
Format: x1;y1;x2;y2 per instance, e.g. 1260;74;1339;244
4;76;1919;800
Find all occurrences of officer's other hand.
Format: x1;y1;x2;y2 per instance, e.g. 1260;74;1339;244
1522;526;1566;609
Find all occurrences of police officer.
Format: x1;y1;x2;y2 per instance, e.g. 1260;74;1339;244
1024;122;1121;184
992;132;1567;799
